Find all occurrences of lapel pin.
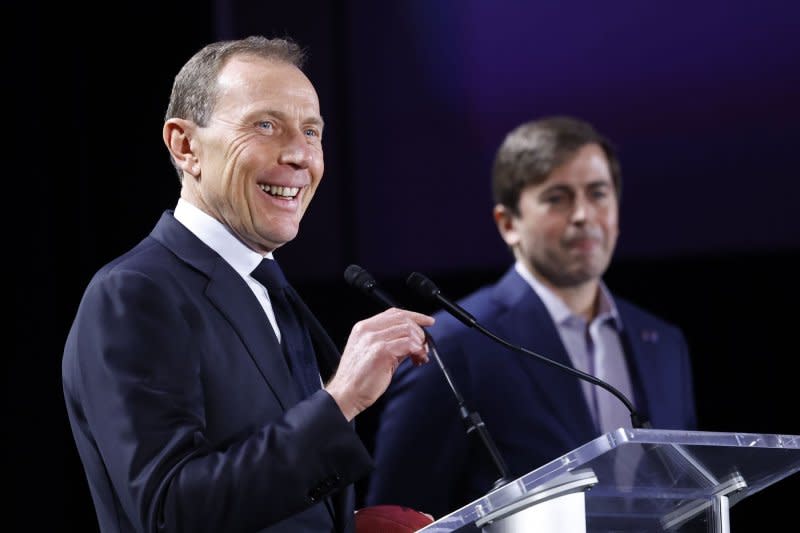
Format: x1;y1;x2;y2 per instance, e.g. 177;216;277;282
641;329;659;343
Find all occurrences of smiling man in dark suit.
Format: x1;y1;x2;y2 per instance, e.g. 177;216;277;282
62;36;434;533
366;116;697;519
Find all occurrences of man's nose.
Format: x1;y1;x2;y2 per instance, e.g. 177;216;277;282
571;195;593;223
278;131;313;168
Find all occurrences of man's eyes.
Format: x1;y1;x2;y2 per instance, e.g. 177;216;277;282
543;189;608;205
254;121;320;139
544;193;567;204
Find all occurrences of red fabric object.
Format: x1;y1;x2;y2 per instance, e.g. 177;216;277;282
355;505;434;532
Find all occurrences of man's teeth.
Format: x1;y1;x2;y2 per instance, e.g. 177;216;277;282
259;184;299;198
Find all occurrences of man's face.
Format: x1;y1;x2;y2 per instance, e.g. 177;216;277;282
188;55;324;253
497;143;619;288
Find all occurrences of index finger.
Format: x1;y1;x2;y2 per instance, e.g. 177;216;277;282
378;307;434;327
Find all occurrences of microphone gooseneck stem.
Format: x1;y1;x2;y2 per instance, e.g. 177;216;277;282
412;272;648;430
344;265;511;488
427;336;511;488
474;320;644;429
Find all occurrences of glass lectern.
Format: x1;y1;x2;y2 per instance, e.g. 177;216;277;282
418;429;800;532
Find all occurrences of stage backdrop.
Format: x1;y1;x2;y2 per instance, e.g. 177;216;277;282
13;1;798;531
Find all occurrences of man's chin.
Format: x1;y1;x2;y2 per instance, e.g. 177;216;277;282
550;263;606;287
250;228;299;254
570;253;610;274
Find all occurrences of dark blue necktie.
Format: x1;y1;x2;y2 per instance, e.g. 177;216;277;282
251;259;320;397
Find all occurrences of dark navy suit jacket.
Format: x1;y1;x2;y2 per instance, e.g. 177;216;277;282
63;212;372;533
366;266;696;519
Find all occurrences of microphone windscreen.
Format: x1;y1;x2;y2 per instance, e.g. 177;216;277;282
406;272;439;301
344;264;374;292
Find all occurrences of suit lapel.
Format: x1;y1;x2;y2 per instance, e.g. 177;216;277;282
616;304;662;426
150;211;300;409
493;269;598;439
205;265;300;408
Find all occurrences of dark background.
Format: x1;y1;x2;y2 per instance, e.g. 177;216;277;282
12;1;799;531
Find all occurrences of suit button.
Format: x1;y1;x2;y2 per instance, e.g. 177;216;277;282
306;488;321;503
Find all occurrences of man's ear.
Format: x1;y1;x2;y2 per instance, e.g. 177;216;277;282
493;204;520;248
163;118;200;178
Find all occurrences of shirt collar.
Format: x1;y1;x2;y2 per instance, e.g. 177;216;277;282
514;260;622;329
174;198;272;278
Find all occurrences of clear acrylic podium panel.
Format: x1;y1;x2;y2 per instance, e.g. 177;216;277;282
418;429;800;532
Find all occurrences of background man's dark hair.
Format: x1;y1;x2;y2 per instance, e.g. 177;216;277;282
492;116;622;215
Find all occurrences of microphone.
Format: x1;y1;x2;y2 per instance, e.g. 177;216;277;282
406;271;649;429
344;264;512;489
344;264;398;310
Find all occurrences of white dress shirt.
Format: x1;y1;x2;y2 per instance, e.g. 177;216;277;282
173;198;282;341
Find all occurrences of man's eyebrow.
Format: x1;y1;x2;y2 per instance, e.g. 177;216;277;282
586;179;612;188
256;109;325;129
540;184;573;194
538;180;611;194
308;115;325;129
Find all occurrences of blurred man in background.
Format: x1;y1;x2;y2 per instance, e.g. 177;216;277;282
367;116;697;519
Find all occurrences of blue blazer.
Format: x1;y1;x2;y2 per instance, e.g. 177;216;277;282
366;266;696;518
62;212;372;533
